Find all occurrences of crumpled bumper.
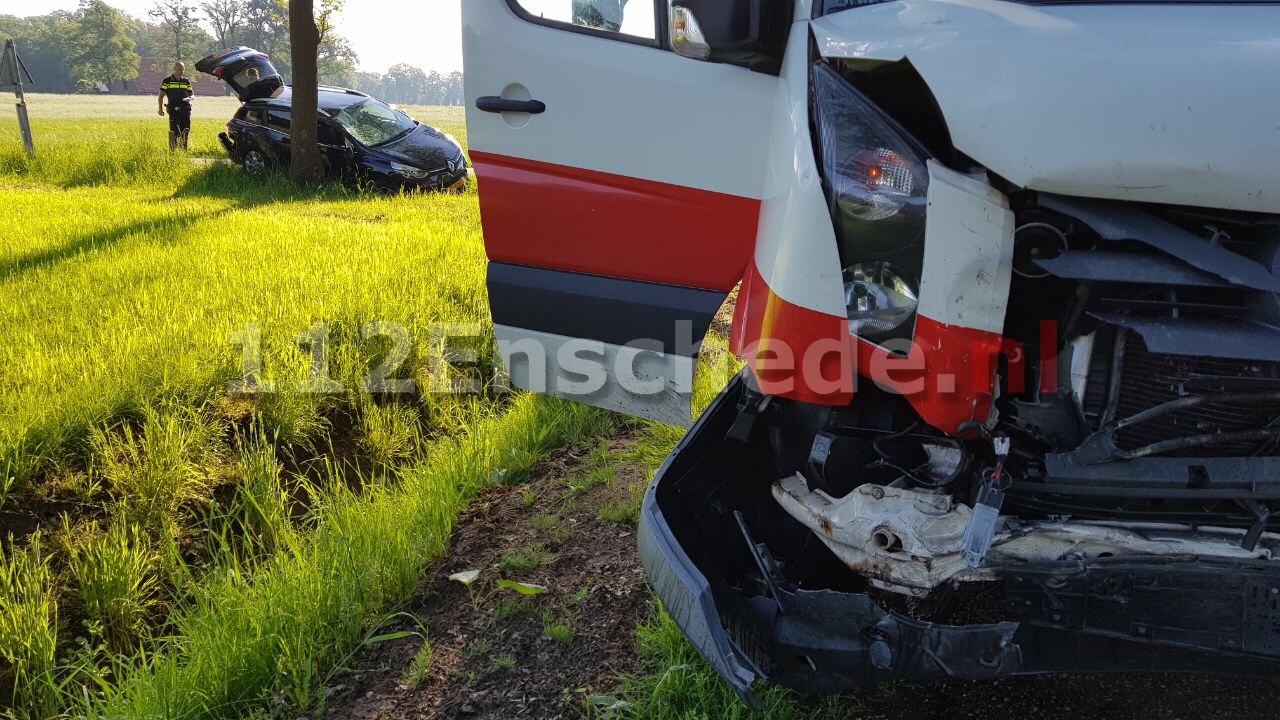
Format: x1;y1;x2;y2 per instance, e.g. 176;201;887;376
639;483;762;707
638;375;1280;706
638;444;1021;709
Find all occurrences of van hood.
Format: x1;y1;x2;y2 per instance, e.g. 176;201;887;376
377;124;463;172
812;1;1280;214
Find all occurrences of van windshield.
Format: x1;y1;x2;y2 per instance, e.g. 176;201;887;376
332;100;417;147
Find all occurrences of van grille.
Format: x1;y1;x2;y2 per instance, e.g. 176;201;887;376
1108;331;1280;457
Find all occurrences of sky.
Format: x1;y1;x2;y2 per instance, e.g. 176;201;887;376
15;0;464;74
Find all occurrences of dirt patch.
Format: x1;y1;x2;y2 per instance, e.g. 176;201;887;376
324;437;650;720
710;286;738;339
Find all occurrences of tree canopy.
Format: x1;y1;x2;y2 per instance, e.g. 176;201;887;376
148;0;206;64
60;1;141;91
0;1;462;102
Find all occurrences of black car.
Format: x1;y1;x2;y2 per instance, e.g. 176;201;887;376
195;47;468;192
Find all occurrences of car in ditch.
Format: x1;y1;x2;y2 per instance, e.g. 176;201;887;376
195;47;469;192
462;0;1280;708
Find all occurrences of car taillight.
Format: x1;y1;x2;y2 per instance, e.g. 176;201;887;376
226;122;235;134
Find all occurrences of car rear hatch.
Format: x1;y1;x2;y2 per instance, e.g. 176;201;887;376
195;46;285;102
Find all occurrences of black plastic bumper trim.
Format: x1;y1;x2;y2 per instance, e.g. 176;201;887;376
638;373;762;708
487;263;728;354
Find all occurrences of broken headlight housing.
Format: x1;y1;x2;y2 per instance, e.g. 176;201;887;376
390;161;428;179
813;63;929;344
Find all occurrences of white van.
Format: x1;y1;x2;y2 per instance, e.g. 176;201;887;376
463;0;1280;706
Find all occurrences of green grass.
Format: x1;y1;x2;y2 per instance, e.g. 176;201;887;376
623;610;874;720
0;93;244;163
91;395;615;718
532;512;560;531
464;638;494;662
498;543;554;573
89;404;225;536
0;94;616;717
403;637;434;687
596;485;645;525
66;522;162;652
543;618;577;645
225;428;296;557
0;93;837;720
494;599;546;626
0;162;487;486
0;535;59;719
0;93;466;164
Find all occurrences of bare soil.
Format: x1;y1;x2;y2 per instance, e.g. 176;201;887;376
324;426;1280;720
324;438;650;720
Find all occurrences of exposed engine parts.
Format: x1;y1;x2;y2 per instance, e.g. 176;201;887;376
772;473;1275;597
773;192;1280;602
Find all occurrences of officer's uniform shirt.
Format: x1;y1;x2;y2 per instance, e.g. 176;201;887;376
162;75;194;113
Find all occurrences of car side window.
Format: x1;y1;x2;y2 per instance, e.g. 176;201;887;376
510;0;656;41
317;122;344;147
245;108;264;125
266;109;291;132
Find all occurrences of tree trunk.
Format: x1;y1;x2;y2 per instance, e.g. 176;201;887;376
289;0;325;184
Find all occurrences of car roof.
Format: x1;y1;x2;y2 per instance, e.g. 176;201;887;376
245;86;372;113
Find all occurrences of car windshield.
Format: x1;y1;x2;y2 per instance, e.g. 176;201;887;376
332;100;417;147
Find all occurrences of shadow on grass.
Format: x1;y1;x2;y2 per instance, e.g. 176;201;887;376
0;164;356;282
0;209;232;283
173;161;358;204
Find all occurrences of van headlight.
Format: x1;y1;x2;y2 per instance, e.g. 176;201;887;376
844;262;919;339
813;63;930;343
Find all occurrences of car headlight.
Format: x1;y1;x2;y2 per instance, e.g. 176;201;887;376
813;63;929;343
390;161;428;179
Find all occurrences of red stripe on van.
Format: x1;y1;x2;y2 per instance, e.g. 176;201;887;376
471;152;760;292
731;260;1002;433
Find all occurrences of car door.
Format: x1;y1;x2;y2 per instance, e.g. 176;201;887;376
464;0;782;426
262;107;292;166
317;119;352;177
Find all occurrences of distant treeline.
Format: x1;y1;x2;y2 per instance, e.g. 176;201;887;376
350;66;465;107
0;0;463;105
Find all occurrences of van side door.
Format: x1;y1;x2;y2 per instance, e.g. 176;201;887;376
463;0;781;426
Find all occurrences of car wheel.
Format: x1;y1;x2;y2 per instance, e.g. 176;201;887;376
243;149;269;176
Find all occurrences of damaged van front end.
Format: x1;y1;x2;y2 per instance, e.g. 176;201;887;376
642;0;1280;708
641;373;1280;708
463;0;1280;708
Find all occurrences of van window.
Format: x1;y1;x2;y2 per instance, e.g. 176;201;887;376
511;0;656;40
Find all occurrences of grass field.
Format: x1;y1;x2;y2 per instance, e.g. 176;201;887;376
0;93;814;720
0;93;612;718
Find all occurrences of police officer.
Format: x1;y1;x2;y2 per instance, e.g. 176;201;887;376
158;62;194;152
